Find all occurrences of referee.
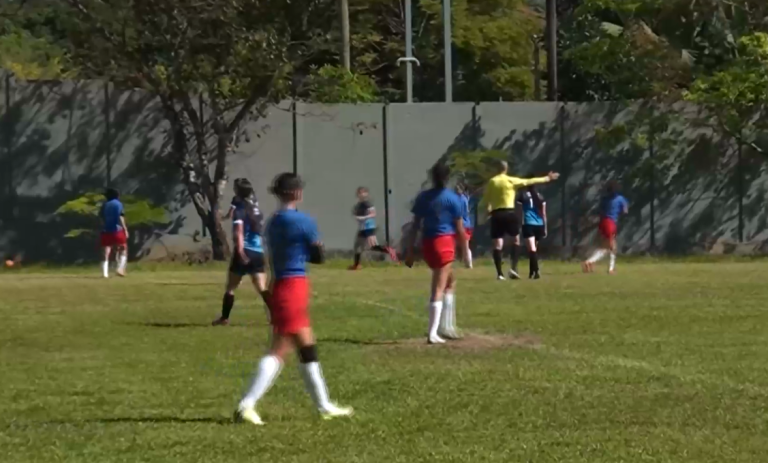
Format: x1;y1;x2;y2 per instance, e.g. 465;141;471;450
479;160;559;280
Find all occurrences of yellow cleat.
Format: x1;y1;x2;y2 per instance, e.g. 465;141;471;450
234;406;265;426
320;403;354;421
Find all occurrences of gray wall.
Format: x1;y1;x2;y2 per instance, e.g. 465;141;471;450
2;74;767;263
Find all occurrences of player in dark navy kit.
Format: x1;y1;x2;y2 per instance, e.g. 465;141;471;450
349;186;398;270
404;163;468;344
99;188;129;278
583;180;629;274
516;184;547;279
212;179;268;326
235;173;353;426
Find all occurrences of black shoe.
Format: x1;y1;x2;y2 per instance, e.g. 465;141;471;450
533;271;541;280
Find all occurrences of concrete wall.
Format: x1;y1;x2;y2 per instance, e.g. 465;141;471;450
2;74;767;263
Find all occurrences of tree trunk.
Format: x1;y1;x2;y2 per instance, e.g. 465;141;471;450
205;208;230;261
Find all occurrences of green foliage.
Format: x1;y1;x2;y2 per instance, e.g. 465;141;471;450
447;149;508;190
55;192;166;238
305;65;379;103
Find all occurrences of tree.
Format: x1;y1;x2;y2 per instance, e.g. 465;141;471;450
61;0;336;260
304;65;379;103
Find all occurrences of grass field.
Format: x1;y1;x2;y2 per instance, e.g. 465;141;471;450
2;260;768;462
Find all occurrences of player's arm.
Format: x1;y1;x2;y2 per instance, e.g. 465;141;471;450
404;216;421;268
234;221;248;263
306;218;325;264
622;197;629;215
508;172;560;187
119;205;129;238
478;186;492;214
542;200;548;237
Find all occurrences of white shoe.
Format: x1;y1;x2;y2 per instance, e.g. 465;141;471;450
234;405;264;426
508;269;521;280
320;403;354;420
440;329;462;340
428;334;446;344
497;275;506;281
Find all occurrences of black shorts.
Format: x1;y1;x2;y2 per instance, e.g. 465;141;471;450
229;249;265;276
357;228;377;239
522;224;546;240
490;209;520;239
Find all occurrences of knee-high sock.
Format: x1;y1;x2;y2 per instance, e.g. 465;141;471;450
609;252;616;272
587;249;606;264
221;293;235;320
442;292;456;332
240;355;282;409
300;362;332;410
118;253;127;272
353;253;361;267
510;245;520;271
492;249;503;277
101;260;109;278
529;250;539;274
428;301;444;338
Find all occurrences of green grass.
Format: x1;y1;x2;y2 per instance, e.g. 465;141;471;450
2;260;768;462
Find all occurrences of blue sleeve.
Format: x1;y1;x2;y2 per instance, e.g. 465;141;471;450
621;196;629;209
118;202;125;216
304;215;320;244
411;194;424;218
450;196;462;220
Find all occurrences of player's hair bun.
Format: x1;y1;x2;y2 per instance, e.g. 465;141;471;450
270;173;304;198
234;178;254;199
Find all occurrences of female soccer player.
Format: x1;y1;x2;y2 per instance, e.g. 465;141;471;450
349;186;398;270
456;183;474;269
212;178;268;326
516;184;547;279
235;173;353;426
99;188;129;278
583;180;629;274
404;163;467;344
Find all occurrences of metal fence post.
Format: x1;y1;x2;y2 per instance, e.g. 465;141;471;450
382;104;391;245
103;81;112;188
649;135;656;251
738;139;744;243
559;104;567;248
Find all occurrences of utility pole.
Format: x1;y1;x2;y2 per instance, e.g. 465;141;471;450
443;0;453;102
546;0;558;101
531;35;542;101
396;0;419;103
340;0;351;70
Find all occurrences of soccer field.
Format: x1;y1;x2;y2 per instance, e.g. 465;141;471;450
2;261;767;462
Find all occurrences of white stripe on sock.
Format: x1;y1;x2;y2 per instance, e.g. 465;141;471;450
300;362;331;410
240;355;282;409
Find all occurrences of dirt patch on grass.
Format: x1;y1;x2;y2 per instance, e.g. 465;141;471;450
380;332;542;351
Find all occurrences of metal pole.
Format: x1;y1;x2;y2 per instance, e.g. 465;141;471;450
532;35;541;101
443;0;452;102
738;139;744;242
545;0;558;101
405;0;414;103
340;0;351;70
649;136;656;251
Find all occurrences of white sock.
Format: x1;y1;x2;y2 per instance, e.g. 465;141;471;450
587;249;606;264
466;248;473;268
428;301;444;338
443;292;456;332
102;261;109;277
299;362;331;410
240;355;282;409
118;254;127;272
609;253;616;272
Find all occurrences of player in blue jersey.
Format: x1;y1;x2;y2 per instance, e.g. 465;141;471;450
456;183;474;269
349;186;398;270
404;163;468;344
235;173;353;426
212;179;269;326
99;188;129;278
583;180;629;274
516;184;547;279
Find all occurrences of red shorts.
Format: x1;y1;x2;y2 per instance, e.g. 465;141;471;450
100;230;127;247
422;234;456;269
599;218;617;240
465;228;473;242
269;277;310;335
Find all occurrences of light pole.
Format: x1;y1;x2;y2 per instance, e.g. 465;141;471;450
546;0;558;101
397;0;418;103
443;0;452;102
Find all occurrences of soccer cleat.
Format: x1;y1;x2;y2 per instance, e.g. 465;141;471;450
348;264;361;271
320;403;354;420
440;329;462;340
532;271;541;280
508;269;521;280
428;334;446;344
212;317;230;326
116;269;126;278
386;247;399;264
581;262;593;273
608;269;616;275
234;406;265;426
496;275;506;281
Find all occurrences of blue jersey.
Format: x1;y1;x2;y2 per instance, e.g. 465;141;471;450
460;193;473;229
516;190;545;226
233;201;264;253
600;194;628;221
354;200;376;230
411;188;463;238
266;209;320;280
100;199;124;233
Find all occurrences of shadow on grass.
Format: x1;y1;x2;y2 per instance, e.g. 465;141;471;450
137;322;212;329
45;416;231;425
319;337;399;346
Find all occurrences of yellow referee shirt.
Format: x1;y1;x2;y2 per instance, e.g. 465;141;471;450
479;174;551;212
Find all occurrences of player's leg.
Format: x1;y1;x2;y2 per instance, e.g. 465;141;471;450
490;214;505;279
508;221;522;280
213;271;242;326
115;244;128;277
463;229;473;269
236;333;293;426
583;220;610;272
440;269;460;339
101;245;111;278
350;233;364;270
294;327;353;419
527;234;539;279
368;234;398;262
608;235;618;274
428;264;452;344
